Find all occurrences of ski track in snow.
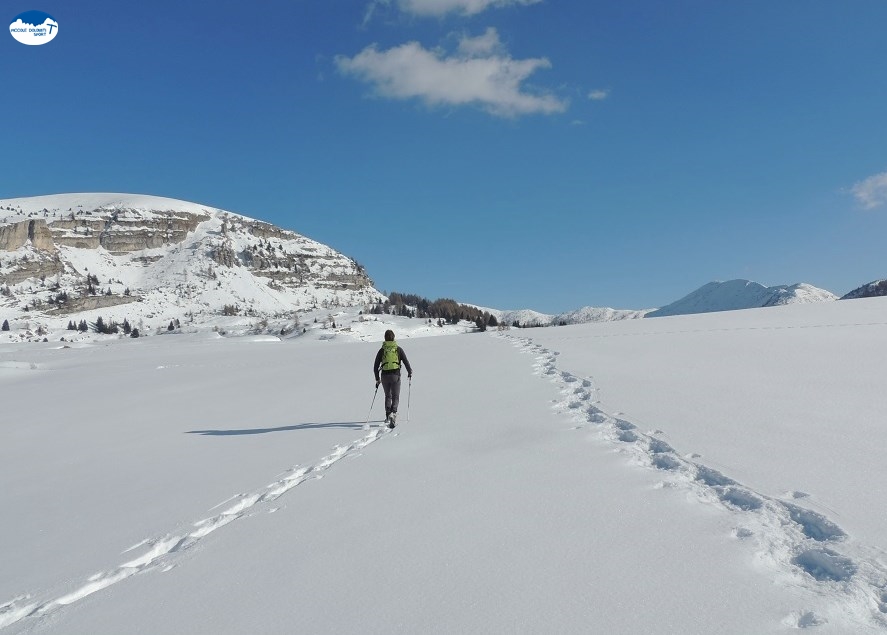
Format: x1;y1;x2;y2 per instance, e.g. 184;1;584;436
503;334;887;632
0;426;392;631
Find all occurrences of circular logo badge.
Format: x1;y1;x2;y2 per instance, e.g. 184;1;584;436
9;10;58;45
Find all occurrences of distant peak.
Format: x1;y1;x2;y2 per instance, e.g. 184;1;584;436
646;279;837;318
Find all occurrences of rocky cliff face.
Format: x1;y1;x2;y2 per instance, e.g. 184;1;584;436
0;219;57;252
0;194;379;331
43;212;211;252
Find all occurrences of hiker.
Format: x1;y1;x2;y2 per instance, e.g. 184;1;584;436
373;329;413;428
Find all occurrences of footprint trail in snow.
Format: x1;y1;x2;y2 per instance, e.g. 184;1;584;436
0;426;391;630
504;334;887;632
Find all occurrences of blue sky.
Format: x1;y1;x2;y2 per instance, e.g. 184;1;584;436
3;0;887;312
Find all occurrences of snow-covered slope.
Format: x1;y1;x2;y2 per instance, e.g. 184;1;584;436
0;193;222;220
556;305;651;324
1;299;887;633
842;278;887;299
493;306;650;327
646;279;837;318
0;193;379;341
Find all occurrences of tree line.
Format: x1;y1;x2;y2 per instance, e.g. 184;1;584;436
371;292;499;331
66;317;141;337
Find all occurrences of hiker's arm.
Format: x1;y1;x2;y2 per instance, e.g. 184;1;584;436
373;349;383;382
399;348;413;376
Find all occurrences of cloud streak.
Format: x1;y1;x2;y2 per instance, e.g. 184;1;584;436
336;28;567;118
588;89;610;101
850;171;887;209
395;0;542;17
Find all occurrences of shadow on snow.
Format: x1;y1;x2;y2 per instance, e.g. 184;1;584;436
186;422;370;436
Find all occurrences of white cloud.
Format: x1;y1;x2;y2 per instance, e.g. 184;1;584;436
588;89;610;101
396;0;542;17
362;0;391;27
850;170;887;209
336;29;567;118
457;27;502;56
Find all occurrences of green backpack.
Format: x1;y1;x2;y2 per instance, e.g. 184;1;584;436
381;340;400;371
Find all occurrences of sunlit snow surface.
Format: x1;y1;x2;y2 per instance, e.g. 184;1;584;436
1;299;886;633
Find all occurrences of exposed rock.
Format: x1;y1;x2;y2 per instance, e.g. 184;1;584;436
47;213;210;252
0;220;56;252
0;254;65;285
248;220;294;241
210;244;239;268
46;294;141;315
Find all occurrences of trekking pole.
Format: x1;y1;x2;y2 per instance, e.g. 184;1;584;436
407;377;412;423
363;385;379;430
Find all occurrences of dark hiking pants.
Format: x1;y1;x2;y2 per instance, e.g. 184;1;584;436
380;373;401;415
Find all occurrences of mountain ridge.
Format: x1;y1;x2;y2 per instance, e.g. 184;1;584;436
0;193;380;340
841;279;887;300
645;279;838;318
0;193;874;341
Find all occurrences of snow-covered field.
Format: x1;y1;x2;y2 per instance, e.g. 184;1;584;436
2;299;886;633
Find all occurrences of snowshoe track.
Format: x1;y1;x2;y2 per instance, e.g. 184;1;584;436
504;334;887;632
0;426;391;630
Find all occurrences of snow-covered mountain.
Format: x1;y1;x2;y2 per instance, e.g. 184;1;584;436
0;194;867;340
491;306;651;328
841;278;887;299
556;305;652;324
489;278;838;327
645;279;837;318
0;193;380;339
0;192;650;342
